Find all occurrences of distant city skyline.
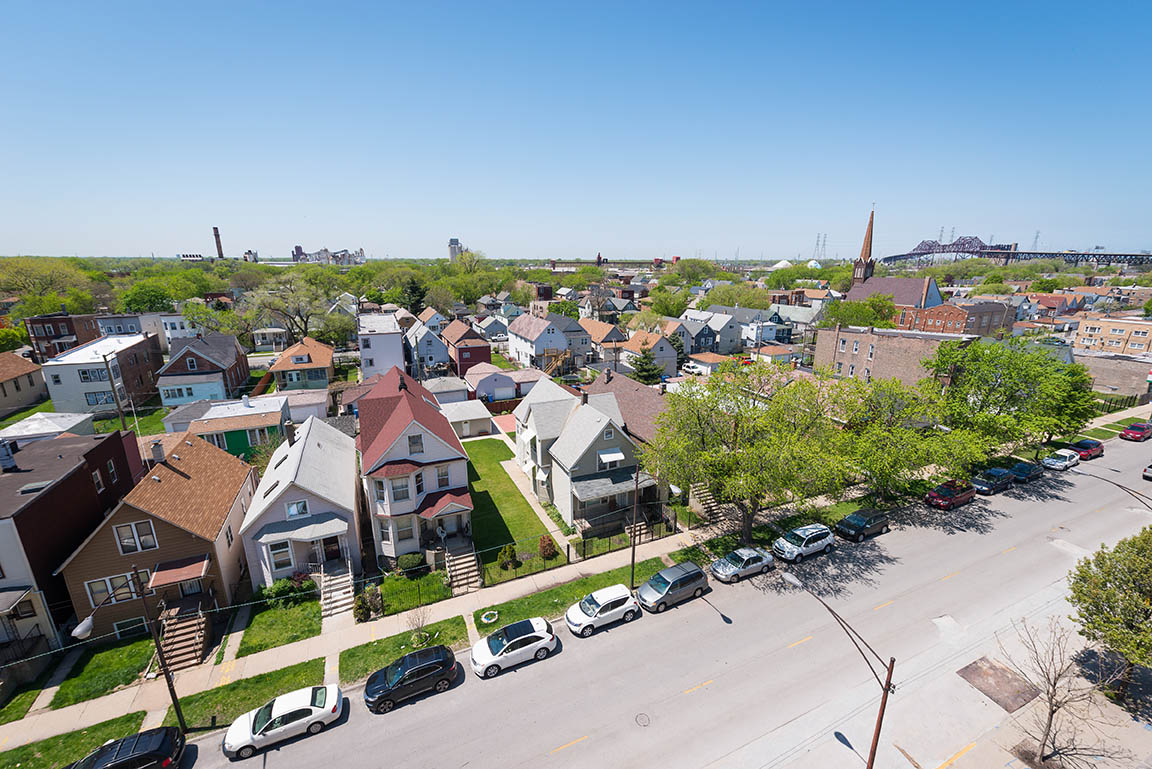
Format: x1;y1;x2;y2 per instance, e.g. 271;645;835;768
1;2;1149;261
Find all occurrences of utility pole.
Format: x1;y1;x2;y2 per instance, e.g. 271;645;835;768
629;467;640;589
866;657;896;767
102;353;127;431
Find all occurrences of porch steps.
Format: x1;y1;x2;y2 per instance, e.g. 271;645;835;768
625;521;648;544
690;483;736;524
320;568;355;619
445;549;482;593
159;612;206;672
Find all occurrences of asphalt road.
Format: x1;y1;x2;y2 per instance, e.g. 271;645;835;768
185;440;1152;769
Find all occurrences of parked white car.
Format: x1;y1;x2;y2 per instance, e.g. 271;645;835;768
222;685;344;759
682;362;706;376
470;617;558;679
565;584;641;637
772;524;834;563
1041;449;1080;471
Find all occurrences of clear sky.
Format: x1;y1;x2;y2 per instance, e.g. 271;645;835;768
2;1;1149;261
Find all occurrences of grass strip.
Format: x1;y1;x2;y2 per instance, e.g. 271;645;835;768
1;711;146;769
236;598;321;658
163;658;325;729
50;637;154;710
339;616;469;685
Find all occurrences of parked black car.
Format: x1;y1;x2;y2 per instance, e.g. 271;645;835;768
971;468;1014;495
364;645;459;714
1009;462;1044;483
834;509;891;542
63;727;184;769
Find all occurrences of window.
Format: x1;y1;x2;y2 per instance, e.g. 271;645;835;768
269;542;293;571
364;358;374;367
374;479;387;500
1132;343;1146;350
51;373;61;385
0;383;5;397
408;434;424;455
107;459;118;484
115;521;157;554
31;325;42;335
1108;340;1122;347
852;341;859;354
247;428;267;446
362;337;371;349
113;617;148;639
867;344;874;360
286;500;309;518
12;600;35;619
379;520;391;542
1134;330;1149;338
835;362;843;374
225;525;234;547
838;339;846;352
864;368;871;379
437;466;450;488
415;472;425;495
396;518;415;541
92;470;105;492
186;357;197;370
12;377;19;392
206;433;226;449
115;324;123;333
85;570;151;607
848;364;855;377
1110;328;1125;335
85;391;116;406
603;428;613;440
79;369;91;383
391;477;410;502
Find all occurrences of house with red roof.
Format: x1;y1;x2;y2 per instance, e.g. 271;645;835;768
440;319;491;377
356;367;474;568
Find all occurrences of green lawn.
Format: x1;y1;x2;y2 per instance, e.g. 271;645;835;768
0;398;53;429
2;711;146;769
334;364;359;382
163;658;324;729
0;665;53;725
465;439;567;584
473;557;666;630
1081;427;1119;440
490;352;516;370
96;397;167;436
235;599;321;658
570;531;630;559
50;637;154;709
376;571;453;615
339;616;469;685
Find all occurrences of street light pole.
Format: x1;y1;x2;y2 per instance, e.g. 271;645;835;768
782;572;893;769
629;467;639;589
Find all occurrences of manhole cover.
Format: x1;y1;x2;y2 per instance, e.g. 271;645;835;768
635;713;650;727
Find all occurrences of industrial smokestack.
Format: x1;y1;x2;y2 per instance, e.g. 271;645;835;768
213;227;224;259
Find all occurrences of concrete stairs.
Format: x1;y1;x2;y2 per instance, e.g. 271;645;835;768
320;567;355;619
445;549;482;593
690;483;735;524
159;612;206;672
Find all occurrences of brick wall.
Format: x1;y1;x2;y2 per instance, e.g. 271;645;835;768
814;326;965;386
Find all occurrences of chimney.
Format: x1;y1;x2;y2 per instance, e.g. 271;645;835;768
150;440;165;465
213;227;224;259
60;303;67;313
285;420;296;446
0;440;17;472
581;391;588;405
242;394;250;408
398;375;408;392
605;369;613;382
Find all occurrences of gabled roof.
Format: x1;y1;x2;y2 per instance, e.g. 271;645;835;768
0;351;39;382
508;313;556;341
706;304;772;325
550;402;629;469
441;319;485;346
462;362;509;386
768;303;822;325
578;318;626;344
424;376;469;393
405;321;445;347
239;417;357;535
418;307;445;324
845;277;936;308
584;371;665;444
270;337;333;372
603;330;670;355
514;378;622;445
548;313;583;334
356;367;465;470
162;334;238;373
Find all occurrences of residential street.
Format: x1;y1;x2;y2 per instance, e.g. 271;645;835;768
180;438;1152;769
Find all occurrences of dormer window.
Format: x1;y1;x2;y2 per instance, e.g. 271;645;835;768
292;355;309;364
286;500;309;518
408;434;424;455
186;357;197;370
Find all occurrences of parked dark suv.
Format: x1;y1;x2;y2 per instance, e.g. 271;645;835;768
971;468;1013;495
63;727;185;769
364;645;459;714
834;509;890;542
636;562;707;613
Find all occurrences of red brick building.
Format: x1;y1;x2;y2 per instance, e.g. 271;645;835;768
440;320;491;377
895;301;1014;336
23;312;102;363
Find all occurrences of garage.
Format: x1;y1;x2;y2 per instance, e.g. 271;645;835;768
494;385;517;401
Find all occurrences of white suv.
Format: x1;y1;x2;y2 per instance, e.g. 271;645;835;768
470;617;558;679
772;524;834;563
565;584;640;637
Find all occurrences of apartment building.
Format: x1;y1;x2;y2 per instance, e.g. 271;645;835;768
42;334;163;414
895;301;1014;336
23;312;102;363
814;325;977;386
1073;316;1152;355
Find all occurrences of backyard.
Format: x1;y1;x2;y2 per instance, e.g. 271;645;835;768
490;351;516;370
465;439;567;584
50;636;155;709
235;598;322;658
0;398;53;429
95;396;167;436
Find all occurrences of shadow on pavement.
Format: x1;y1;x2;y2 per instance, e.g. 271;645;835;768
753;538;901;599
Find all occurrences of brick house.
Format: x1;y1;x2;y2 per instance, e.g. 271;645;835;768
895;301;1014;337
156;333;250;407
1073;315;1152;355
23;312;102;364
814;325;977;386
440;320;491;377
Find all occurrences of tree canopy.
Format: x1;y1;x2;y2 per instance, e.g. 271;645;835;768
818;294;897;328
119;280;175;312
629;346;664;385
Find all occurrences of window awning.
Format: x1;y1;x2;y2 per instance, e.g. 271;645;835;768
0;586;31;613
597;449;626;464
535;467;549;481
571;468;657;501
252;512;350;545
149;554;210;589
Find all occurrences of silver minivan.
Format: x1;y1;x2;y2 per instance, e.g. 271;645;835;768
636;562;708;612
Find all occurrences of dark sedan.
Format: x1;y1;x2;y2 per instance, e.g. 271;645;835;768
64;727;184;769
364;645;459;714
1069;439;1104;459
1009;462;1044;483
924;479;976;510
834;509;890;542
972;468;1014;495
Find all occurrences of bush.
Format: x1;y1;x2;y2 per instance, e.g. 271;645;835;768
543;503;576;536
258;576;318;609
352;593;371;623
538;535;558;560
498;544;521;570
365;584;383;616
396;553;428;578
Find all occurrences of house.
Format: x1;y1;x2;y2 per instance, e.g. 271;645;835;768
240;417;360;594
550;314;593;369
681;310;742;354
814;325;978;385
508;368;546;396
357;368;474;568
327;292;358;318
270;337;334;391
0;432;140;648
405;321;451;379
0;412;95;447
578;296;637;323
157;333;249;407
473;315;508;341
507;313;568;370
182;395;290;458
475;295;502;314
0;352;47;418
55;435;255;665
767;303;824;339
252;328;290;352
417;308;447;334
705;304;790;346
42;334;163;415
602;331;678;378
687;352;733;374
97;313;168;350
513;380;661;529
664;318;716;355
583;369;666;446
359;314;406;381
423;376;470;404
895;301;1014;336
495;302;524;323
463;362;517;402
253;390;331;423
23;312;101;364
441;319;492;377
1072;348;1152;395
1073;316;1152;355
160;313;199;351
439;400;495;438
578;318;627;362
751;342;794;365
1027;293;1084;317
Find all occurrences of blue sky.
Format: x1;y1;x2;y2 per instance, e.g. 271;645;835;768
2;1;1149;260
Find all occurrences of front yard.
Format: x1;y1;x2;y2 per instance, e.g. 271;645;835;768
339;616;469;685
465;439;567;584
375;571;453;615
235;598;322;658
163;658;324;729
3;711;146;769
50;636;155;709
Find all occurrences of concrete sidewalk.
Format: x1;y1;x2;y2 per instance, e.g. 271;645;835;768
0;530;695;750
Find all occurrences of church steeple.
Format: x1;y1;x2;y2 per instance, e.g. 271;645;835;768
852;209;875;286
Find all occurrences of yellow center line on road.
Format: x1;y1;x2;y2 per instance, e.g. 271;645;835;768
788;636;813;648
873;600;895;611
683;679;714;694
935;742;976;768
939;571;960;581
549;735;589;754
1002;547;1017;554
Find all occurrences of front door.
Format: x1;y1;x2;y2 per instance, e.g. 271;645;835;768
179;578;203;598
461;420;470;437
322;536;341;562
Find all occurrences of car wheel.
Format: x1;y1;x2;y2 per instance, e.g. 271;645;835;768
794;552;803;563
434;678;451;693
730;573;740;583
823;544;832;554
623;609;637;622
761;564;771;574
307;722;324;735
656;602;667;613
882;525;890;534
237;746;255;760
580;624;594;638
693;587;704;598
376;699;394;714
534;647;550;661
856;533;864;543
484;664;501;679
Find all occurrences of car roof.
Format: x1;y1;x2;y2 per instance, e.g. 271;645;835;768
1129;423;1149;429
792;523;830;536
590;583;631;602
983;467;1011;476
733;547;763;558
272;686;326;715
397;645;452;667
79;728;171;768
1053;449;1077;457
657;562;702;580
1074;439;1100;446
499;618;546;641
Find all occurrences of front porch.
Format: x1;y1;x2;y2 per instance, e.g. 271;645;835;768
149;555;218;671
251;511;360;588
570;467;664;538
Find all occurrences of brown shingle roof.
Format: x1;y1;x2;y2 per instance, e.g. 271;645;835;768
584;371;665;444
417;307;442;323
578;318;624;344
603;330;668;354
270;337;334;372
189;412;282;433
0;351;39;382
690;352;732;364
441;319;484;346
125;433;253;541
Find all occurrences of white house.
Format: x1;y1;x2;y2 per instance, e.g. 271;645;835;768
160;313;198;351
41;334;155;414
0;412;95;447
404;321;451;379
506;314;567;368
97;314;167;351
240;417;361;589
604;331;678;378
252;328;290;352
358;314;405;382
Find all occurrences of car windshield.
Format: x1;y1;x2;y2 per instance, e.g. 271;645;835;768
936;485;956;498
783;531;805;546
252;701;275;733
384;661;405;687
486;628;510;655
648;573;671;592
724;553;744;567
978;472;998;481
578;595;600;617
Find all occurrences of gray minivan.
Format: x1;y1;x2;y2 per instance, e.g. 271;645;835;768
636;562;708;613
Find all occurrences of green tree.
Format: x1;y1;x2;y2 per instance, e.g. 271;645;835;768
1143;297;1152;318
13;288;96;319
551;300;579;320
630;346;665;385
119;280;174;312
649;286;690;318
1068;527;1152;701
399;276;427;315
0;257;91;296
247;434;286;476
455;250;484;274
707;283;776;311
667;332;687;369
181;303;260;349
423;284;454;315
0;327;28;352
974;282;1014;295
247;273;329;342
818;294;897;328
314;312;356;347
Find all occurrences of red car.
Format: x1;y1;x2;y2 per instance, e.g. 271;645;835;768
1120;423;1152;441
924;479;976;510
1069;439;1104;459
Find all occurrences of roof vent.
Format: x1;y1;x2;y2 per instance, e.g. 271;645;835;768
242;394;250;408
172;454;181;461
18;481;49;495
151;475;161;482
0;440;17;473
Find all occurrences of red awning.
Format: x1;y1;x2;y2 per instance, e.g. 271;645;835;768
149;554;210;589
